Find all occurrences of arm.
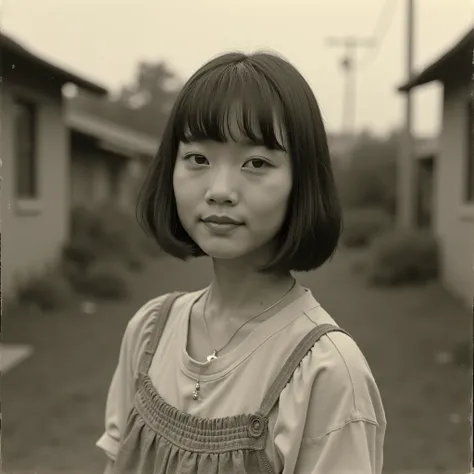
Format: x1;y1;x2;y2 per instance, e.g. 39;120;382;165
96;295;168;465
103;458;115;474
295;418;384;473
96;321;135;463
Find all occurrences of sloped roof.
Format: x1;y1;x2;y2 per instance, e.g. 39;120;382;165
398;27;473;92
67;109;159;157
1;32;107;95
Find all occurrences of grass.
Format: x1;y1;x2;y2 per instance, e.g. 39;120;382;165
2;250;471;474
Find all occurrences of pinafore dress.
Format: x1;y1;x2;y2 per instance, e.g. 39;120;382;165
113;291;351;473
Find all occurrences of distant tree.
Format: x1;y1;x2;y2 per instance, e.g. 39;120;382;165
335;130;399;216
111;61;183;137
68;60;182;139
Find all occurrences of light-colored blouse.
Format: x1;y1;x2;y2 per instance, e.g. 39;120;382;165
97;287;386;473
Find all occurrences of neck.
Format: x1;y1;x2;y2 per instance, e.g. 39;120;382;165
207;257;295;320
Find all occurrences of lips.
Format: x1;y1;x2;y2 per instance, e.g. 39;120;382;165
201;216;243;225
201;220;242;233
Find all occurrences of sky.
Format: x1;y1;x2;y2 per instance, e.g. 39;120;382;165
1;0;472;137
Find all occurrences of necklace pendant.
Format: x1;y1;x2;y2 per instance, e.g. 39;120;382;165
193;380;200;400
206;350;217;362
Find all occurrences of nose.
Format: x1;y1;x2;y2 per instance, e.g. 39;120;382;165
205;168;238;205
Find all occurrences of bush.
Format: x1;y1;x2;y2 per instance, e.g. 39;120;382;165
139;235;162;257
62;236;101;271
15;267;74;312
70;205;103;240
66;202;159;274
126;252;144;272
63;202;165;299
334;131;398;216
81;260;129;300
341;207;393;248
366;230;439;286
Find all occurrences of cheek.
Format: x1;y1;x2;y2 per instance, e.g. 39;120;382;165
248;173;292;228
173;167;195;224
173;165;197;202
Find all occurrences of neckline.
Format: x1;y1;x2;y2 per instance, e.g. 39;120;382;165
179;285;320;381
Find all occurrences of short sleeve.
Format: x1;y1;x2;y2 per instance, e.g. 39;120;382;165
96;295;168;461
271;330;386;474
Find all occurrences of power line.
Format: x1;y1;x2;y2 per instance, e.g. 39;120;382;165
357;0;400;69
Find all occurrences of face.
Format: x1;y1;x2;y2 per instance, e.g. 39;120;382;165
173;115;292;265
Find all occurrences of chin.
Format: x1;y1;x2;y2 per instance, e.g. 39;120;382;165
198;243;248;260
196;238;271;263
187;225;275;261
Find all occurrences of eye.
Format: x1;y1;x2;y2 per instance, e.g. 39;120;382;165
183;153;209;166
244;158;272;170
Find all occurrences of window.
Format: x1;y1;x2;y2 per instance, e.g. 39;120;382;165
13;98;38;199
416;158;434;229
466;98;474;202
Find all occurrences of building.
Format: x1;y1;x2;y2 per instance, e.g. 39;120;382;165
1;33;107;296
398;27;473;306
66;94;159;215
413;136;438;230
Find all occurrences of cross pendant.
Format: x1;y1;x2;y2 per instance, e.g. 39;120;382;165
206;350;217;362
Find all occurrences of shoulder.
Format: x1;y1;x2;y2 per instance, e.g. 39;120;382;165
281;306;386;437
124;293;169;342
125;289;201;338
303;304;374;383
122;290;201;372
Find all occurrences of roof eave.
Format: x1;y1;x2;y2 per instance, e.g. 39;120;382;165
397;27;474;93
1;33;108;96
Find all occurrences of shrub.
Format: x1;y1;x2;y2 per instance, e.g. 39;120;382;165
70;205;103;240
67;202;158;274
15;267;74;312
126;252;144;272
86;202;153;262
341;207;393;248
366;230;439;286
62;236;101;271
334;131;398;217
81;259;129;300
139;235;162;257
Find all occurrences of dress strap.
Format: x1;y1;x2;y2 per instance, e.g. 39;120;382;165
258;323;352;417
137;291;186;378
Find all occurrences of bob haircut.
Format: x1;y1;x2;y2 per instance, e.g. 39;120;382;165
136;50;342;274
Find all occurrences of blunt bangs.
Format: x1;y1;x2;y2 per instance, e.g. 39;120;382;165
173;61;286;152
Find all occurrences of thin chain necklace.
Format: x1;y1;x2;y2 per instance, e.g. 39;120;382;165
192;278;297;400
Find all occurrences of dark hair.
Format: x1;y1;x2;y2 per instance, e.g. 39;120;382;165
136;50;342;273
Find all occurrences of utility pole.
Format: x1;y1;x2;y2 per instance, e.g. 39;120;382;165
397;0;416;229
326;36;375;168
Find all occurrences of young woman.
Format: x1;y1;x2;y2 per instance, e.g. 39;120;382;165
97;50;386;473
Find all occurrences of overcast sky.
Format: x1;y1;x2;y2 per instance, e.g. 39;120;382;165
1;0;472;137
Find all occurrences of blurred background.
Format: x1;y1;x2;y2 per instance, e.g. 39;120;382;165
0;0;472;473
